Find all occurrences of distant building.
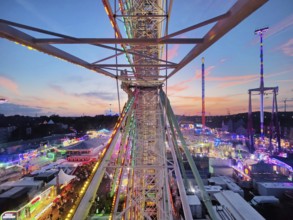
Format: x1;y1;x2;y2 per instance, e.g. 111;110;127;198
221;121;228;132
57;123;68;129
209;158;234;177
26;127;32;135
0;165;23;184
0;128;8;144
208;176;244;197
66;136;109;162
183;155;210;179
47;119;54;125
227;119;233;132
257;182;293;198
105;109;118;116
236;125;247;135
214;190;265;220
290;127;293;141
0;126;16;144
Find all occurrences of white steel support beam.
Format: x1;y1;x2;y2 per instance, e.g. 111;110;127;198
0;23;117;79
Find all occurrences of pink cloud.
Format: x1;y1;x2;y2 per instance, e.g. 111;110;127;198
168;84;189;92
216;70;290;89
163;44;180;60
193;71;259;89
168;75;195;95
277;79;293;83
168;69;198;94
0;76;19;94
267;14;293;39
169;66;291;93
18;97;68;110
266;70;291;78
49;84;66;94
168;64;215;94
210;74;257;82
220;58;228;63
14;93;112;116
169;94;246;115
195;66;215;79
172;95;232;103
278;38;293;56
218;77;257;88
205;74;259;88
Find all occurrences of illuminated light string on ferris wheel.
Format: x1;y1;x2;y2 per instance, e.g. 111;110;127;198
102;0;134;72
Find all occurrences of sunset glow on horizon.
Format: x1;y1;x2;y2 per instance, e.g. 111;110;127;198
0;0;292;116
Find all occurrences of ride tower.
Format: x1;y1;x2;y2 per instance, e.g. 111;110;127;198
248;27;281;153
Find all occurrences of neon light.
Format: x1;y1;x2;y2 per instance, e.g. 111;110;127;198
232;166;251;180
269;158;293;172
30;196;40;205
1;212;17;220
34;202;53;219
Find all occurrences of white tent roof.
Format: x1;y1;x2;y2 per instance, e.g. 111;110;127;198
47;169;76;186
47;119;54;124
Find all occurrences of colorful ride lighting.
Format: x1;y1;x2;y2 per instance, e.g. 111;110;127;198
254;27;269;35
30;196;40;205
269;158;293;172
232;166;251;181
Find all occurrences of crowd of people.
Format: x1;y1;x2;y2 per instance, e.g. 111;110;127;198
39;161;96;220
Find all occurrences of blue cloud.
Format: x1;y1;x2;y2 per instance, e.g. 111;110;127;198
76;91;117;101
0;103;43;116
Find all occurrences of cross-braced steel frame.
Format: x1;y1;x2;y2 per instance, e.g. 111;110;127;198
248;87;281;153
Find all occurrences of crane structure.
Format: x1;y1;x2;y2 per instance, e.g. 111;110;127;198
0;0;268;219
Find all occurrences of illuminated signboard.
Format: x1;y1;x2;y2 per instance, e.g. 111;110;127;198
195;123;203;128
1;212;17;220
